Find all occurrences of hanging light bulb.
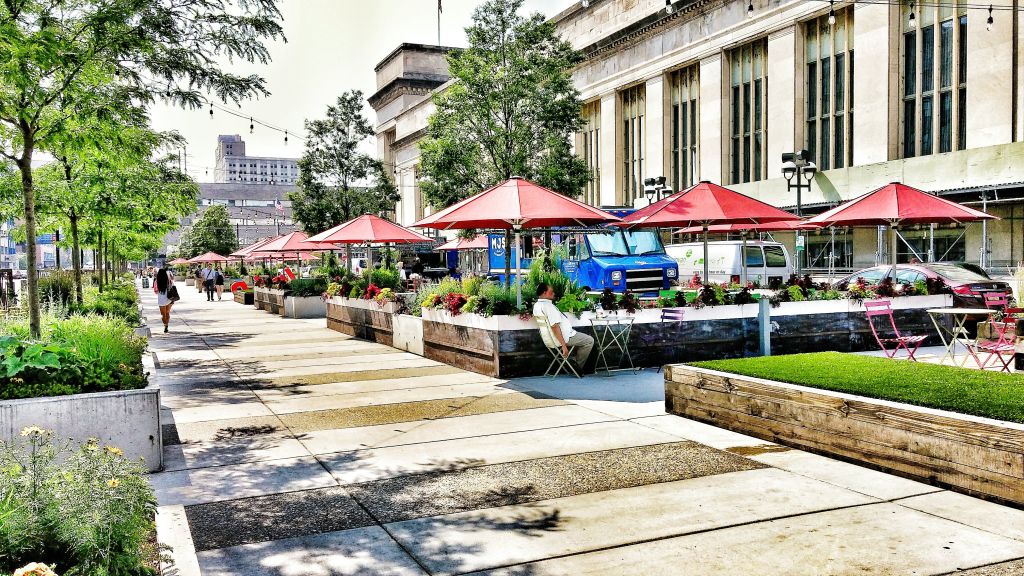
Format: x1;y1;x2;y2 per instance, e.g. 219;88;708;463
209;103;213;119
284;130;289;145
987;4;994;31
827;0;836;26
250;117;254;134
665;0;673;14
747;0;754;18
908;0;916;29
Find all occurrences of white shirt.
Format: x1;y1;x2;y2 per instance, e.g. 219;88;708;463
202;267;216;280
533;298;576;339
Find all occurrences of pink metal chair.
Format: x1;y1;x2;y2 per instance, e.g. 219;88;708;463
865;300;928;361
979;293;1017;372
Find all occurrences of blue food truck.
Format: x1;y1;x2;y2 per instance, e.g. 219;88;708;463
486;218;678;295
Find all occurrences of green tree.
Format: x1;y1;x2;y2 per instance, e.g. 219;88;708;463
289;91;398;265
418;0;589;210
0;0;283;337
179;205;236;258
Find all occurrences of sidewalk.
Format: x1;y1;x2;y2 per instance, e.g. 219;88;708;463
143;281;1024;576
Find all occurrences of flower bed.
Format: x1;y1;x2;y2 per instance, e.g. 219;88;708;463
666;358;1024;506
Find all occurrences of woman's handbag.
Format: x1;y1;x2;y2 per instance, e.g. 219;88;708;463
167;285;181;303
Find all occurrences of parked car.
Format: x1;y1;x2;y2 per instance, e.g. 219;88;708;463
834;263;1010;307
666;240;793;286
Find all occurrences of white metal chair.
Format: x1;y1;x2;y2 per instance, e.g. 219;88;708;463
534;314;581;378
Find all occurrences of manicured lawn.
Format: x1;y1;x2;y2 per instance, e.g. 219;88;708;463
691;352;1024;424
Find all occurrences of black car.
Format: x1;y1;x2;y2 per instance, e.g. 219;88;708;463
834;262;1010;307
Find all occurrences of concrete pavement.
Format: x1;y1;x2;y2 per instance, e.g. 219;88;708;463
143;281;1024;575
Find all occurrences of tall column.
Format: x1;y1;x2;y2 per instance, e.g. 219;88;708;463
599;92;618;206
645;75;666;182
852;3;893;165
767;27;797;179
699;54;723;183
967;0;1014;148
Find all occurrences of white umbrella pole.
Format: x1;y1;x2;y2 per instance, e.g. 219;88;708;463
515;228;522;309
703;223;710;286
890;225;898;266
741;231;748;286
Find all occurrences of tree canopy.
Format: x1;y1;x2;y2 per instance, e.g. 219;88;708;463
177;205;236;259
418;0;589;209
288;91;399;235
0;0;283;336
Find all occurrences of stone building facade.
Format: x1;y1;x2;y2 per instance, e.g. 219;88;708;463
373;1;1024;271
213;134;300;185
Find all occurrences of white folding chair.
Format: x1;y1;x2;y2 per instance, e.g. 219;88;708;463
534;314;581;378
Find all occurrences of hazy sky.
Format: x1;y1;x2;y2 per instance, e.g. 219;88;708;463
150;0;577;181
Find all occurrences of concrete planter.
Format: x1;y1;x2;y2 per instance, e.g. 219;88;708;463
284;295;327;319
393;314;424;355
0;388;162;472
185;278;195;286
665;364;1024;507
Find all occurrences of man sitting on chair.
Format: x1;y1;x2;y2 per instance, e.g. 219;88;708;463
533;282;594;372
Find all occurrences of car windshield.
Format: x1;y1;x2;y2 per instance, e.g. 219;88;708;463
927;263;991;282
585;231;630;256
624;230;666;255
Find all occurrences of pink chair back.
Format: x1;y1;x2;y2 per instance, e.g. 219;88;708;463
984;292;1009;310
864;300;894;318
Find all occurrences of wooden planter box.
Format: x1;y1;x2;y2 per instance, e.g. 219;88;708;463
254;287;288;314
326;295;951;378
284;295;327;319
665;364;1024;507
184;278;195;286
326;297;403;345
233;291;254;305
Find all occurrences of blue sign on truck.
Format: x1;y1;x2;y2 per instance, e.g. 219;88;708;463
485;209;678;295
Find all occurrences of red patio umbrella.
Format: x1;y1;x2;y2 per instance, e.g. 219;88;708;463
412;177;621;304
168;258;188;266
618;181;801;284
187;251;229;264
230;236;279;260
307;214;433;245
807;182;996;264
433;235;489;252
305;214;432;274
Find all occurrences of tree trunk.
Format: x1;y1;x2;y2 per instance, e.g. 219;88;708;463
504;229;512;288
55;229;61;269
97;228;104;293
70;212;83;305
345;244;352;276
17;136;41;339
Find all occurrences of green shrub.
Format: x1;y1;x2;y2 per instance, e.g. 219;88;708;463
48;316;147;393
0;427;157;575
37;271;75;308
288;278;327;298
367;267;400;291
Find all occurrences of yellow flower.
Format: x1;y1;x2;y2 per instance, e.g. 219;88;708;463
19;426;46;437
107;478;120;489
105;446;124;457
14;562;59;576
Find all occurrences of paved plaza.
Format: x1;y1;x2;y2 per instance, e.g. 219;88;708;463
144;284;1024;576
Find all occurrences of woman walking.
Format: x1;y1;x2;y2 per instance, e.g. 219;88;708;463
155;267;177;333
214;265;225;300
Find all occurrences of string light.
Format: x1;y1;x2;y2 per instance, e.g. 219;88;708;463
747;0;754;17
209;103;213;119
908;0;916;28
284;130;289;145
250;117;254;134
987;4;994;30
828;0;836;25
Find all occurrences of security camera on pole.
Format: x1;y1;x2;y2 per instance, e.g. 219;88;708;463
781;150;816;273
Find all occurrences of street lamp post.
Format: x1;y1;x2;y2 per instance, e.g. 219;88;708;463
643;176;671;205
781;150;817;273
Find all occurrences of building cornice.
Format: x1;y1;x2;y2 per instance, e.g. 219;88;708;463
368;75;449;110
577;0;713;63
